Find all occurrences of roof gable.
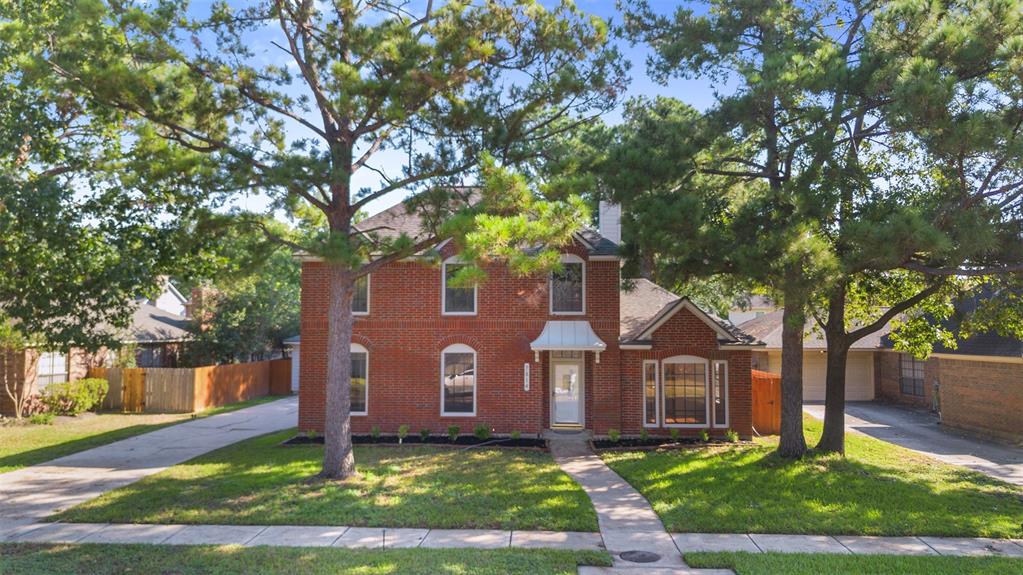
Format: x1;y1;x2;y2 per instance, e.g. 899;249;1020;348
639;299;738;343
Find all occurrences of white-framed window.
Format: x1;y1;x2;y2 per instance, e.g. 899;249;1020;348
352;275;370;315
643;360;659;427
712;360;728;428
36;351;68;388
441;344;476;416
662;355;709;427
350;343;368;415
442;258;476;315
550;254;585;314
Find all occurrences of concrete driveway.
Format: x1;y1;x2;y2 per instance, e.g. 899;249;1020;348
0;396;298;521
804;402;1023;486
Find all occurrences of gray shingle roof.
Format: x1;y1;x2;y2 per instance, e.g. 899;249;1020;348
926;290;1023;358
620;279;760;345
738;309;891;351
355;192;619;257
125;303;190;343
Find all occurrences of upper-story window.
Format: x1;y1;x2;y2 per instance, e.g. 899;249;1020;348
442;258;476;315
550;255;585;314
352;275;369;315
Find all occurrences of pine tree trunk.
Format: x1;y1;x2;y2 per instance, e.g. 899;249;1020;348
320;262;356;480
817;285;850;454
777;271;808;459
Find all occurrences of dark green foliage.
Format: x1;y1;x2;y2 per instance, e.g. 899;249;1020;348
474;425;491;441
447;426;460;442
420;428;431;442
370;426;382;440
607;429;620;443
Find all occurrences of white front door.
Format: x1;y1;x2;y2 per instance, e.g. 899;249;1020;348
553;362;583;425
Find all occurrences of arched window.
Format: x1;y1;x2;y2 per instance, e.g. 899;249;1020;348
661;356;708;427
442;257;477;315
550;254;585;314
350;344;368;415
441;344;476;416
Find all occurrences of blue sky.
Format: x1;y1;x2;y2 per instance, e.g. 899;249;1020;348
220;1;720;218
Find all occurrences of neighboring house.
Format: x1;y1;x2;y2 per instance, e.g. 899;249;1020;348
739;311;884;402
1;281;191;416
728;295;777;325
297;201;763;438
740;298;1023;442
141;276;190;317
124;302;190;368
876;293;1022;442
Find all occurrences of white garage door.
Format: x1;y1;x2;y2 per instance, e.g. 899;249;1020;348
766;351;875;401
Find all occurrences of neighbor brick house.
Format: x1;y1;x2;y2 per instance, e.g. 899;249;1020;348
741;292;1023;443
296;200;762;438
1;280;191;416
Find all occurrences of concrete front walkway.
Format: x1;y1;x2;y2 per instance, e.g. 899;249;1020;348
549;433;708;574
0;396;298;520
804;402;1023;486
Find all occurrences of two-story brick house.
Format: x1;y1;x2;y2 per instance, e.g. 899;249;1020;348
297;201;763;438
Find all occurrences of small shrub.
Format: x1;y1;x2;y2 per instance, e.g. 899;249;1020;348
608;428;620;443
447;425;460;442
510;430;521;440
41;378;108;416
725;429;739;443
370;425;382;440
473;424;491;441
29;413;54;425
699;429;710;443
306;429;319;440
397;424;410;444
669;428;680;442
420;428;431;442
639;428;649;441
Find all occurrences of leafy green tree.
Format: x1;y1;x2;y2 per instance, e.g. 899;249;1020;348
8;0;623;478
622;0;863;457
621;0;1023;458
810;0;1023;453
184;231;301;366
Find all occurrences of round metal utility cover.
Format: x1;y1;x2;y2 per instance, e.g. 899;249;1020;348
619;550;661;563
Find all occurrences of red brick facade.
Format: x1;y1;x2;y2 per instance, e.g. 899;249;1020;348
298;243;754;437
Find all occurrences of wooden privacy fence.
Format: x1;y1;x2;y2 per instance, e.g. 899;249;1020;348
751;369;782;435
90;358;291;413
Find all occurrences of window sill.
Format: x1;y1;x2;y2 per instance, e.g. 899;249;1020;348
440;412;476;417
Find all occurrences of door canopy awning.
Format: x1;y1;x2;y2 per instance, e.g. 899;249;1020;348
531;321;607;362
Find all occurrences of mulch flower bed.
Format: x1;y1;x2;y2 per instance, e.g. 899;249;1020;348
591;437;748;451
282;434;547;449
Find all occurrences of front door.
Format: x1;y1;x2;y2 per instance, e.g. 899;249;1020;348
552;361;583;425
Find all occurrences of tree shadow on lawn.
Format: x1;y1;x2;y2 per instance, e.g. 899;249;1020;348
0;423;179;472
606;445;1023;538
53;431;599;532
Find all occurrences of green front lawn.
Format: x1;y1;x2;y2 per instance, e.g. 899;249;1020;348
686;552;1023;575
55;429;599;531
0;396;283;474
602;416;1023;537
0;543;611;575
